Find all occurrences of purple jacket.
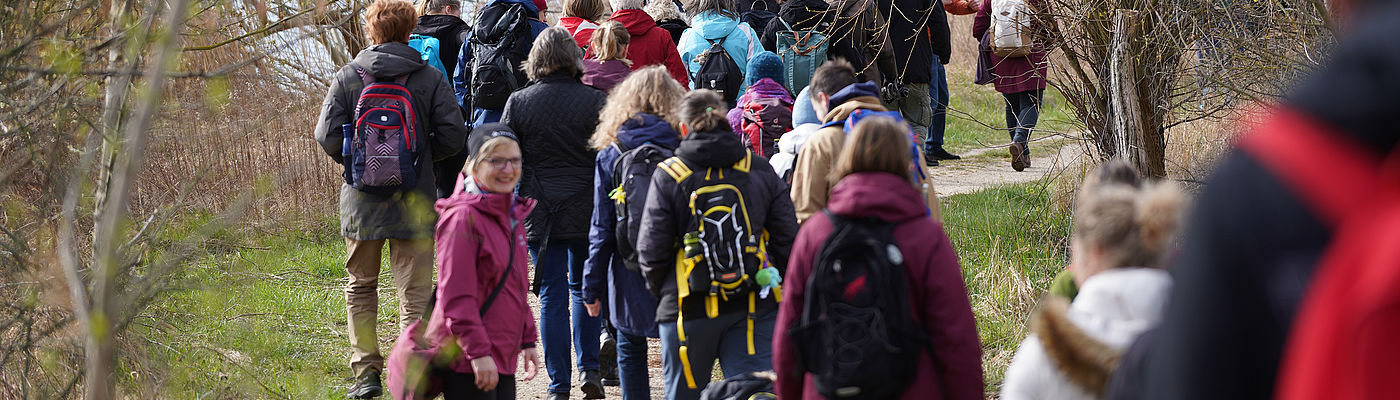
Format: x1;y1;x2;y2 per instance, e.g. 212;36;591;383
773;172;983;400
972;0;1051;94
425;174;538;373
727;77;794;133
582;59;634;93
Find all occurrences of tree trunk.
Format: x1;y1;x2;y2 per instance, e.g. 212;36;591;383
1106;9;1166;178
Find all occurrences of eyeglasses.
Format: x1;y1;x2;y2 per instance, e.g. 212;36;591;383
483;157;522;169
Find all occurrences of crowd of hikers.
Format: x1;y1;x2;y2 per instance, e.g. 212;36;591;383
311;0;1400;398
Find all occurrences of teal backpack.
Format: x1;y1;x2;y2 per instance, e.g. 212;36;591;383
408;34;449;78
774;17;829;94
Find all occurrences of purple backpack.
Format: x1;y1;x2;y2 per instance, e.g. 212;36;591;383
341;66;421;195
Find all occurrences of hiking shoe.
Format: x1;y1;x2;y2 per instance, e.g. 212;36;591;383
346;370;383;399
581;370;605;399
925;157;940;167
547;392;570;400
928;146;962;160
599;337;619;386
1010;142;1028;172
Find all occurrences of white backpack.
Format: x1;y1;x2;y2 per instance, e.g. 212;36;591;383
990;0;1034;58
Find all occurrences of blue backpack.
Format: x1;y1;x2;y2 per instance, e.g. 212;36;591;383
409;34;449;78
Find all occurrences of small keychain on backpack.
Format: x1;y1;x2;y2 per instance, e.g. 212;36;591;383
755;261;781;299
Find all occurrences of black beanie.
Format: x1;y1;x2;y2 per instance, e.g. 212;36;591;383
466;123;520;158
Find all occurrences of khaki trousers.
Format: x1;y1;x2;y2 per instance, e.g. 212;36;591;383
344;237;434;378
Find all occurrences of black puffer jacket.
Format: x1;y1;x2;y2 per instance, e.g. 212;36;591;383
759;0;828;52
501;73;608;242
636;127;799;323
413;14;471;79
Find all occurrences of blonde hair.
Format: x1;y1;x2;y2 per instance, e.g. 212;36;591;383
564;0;609;20
677;89;729;132
365;0;418;44
416;0;459;15
590;66;687;149
465;137;520;175
525;27;586;81
830;116;913;184
1073;164;1185;269
590;21;632;64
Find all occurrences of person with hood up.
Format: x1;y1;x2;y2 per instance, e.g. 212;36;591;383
972;0;1052;171
789;59;941;224
645;0;689;47
676;0;762;92
559;0;608;48
772;116;982;400
500;27;610;400
385;125;542;400
769;86;822;184
312;0;468;397
581;66;690;400
452;0;550;126
1000;160;1183;400
636;89;799;400
726;51;792;135
608;0;691;87
582;21;635;92
759;0;828;52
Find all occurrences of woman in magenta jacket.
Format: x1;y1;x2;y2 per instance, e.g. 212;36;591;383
389;125;542;400
772;116;983;400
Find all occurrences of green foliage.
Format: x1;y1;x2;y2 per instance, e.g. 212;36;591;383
940;179;1072;395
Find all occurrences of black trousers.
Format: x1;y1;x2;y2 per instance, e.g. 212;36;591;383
439;372;517;400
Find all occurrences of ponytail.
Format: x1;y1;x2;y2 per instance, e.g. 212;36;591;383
677;89;730;133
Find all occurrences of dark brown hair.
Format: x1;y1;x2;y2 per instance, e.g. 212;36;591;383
830;116;912;183
677;89;729;133
365;0;418;44
810;58;859;99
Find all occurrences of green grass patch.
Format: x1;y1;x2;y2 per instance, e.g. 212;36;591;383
941;68;1079;156
940;178;1072;396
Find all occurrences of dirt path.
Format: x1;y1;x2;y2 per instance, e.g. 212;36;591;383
930;139;1087;197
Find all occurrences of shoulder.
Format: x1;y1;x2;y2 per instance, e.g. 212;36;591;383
657;157;695;183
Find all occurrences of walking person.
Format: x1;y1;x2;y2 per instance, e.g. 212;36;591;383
559;0;608;48
500;27;610;400
582;66;690;400
609;0;691;87
772;116;982;400
645;0;689;46
676;0;762;96
453;0;549;126
876;0;949;153
582;21;635;92
925;11;961;164
413;0;476;199
726;51;793;158
312;0;468;397
972;0;1052;171
636;89;800;400
385;125;543;400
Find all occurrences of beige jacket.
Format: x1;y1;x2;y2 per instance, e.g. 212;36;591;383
789;96;942;224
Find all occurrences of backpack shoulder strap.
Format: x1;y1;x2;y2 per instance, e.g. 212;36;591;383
659;157;694;183
353;65;375;86
1239;109;1383;226
732;152;752;173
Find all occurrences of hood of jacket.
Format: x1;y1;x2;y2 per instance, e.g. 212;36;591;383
559;16;600;33
415;14;470;38
490;0;543;15
741;78;793;102
436;172;537;222
676;128;747;167
612;9;660;36
691;11;741;40
617;113;681;149
352;43;427;78
823;96;886;123
777;0;830;28
826;172;927;222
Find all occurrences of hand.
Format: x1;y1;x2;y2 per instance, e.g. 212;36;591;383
585;300;601;317
470;356;499;391
520;348;541;381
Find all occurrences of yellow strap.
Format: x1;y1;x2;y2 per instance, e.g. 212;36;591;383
747;293;756;355
660;158;692;182
680;345;698;388
732;153;752;173
707;291;720;318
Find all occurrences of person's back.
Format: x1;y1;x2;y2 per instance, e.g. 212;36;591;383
582;21;635;92
637;89;798;400
677;0;761;93
453;0;549;126
726;51;793;157
611;0;692;87
759;0;827;52
773;116;980;400
559;0;608;48
413;0;471;89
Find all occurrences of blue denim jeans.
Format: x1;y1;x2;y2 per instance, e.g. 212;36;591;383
530;238;602;394
1003;89;1044;156
659;310;777;400
925;54;950;153
471;108;503;127
617;331;651;400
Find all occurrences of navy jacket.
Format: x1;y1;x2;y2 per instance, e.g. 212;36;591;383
583;114;680;337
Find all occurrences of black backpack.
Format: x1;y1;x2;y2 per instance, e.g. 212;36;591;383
609;142;674;272
738;1;777;39
699;371;777;400
469;2;534;110
790;210;927;399
693;37;744;103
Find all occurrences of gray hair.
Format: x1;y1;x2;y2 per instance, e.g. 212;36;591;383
524;27;586;81
682;0;736;18
644;0;686;21
611;0;643;10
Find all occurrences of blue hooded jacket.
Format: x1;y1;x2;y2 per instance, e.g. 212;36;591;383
452;0;549;125
583;113;680;337
676;11;761;93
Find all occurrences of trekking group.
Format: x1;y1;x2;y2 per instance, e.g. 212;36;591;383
311;0;1400;398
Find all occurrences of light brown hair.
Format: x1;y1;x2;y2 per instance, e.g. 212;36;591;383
591;66;687;149
1073;163;1185;269
416;0;460;15
830;115;912;184
677;89;729;133
590;20;632;64
565;0;610;20
365;0;418;44
525;27;586;81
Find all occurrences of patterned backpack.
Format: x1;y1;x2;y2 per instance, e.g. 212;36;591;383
341;65;421;195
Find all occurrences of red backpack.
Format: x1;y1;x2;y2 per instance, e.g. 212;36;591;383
1241;109;1400;400
740;97;792;158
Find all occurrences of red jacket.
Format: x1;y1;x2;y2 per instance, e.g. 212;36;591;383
611;9;690;88
773;172;983;400
426;174;538;374
559;16;599;49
